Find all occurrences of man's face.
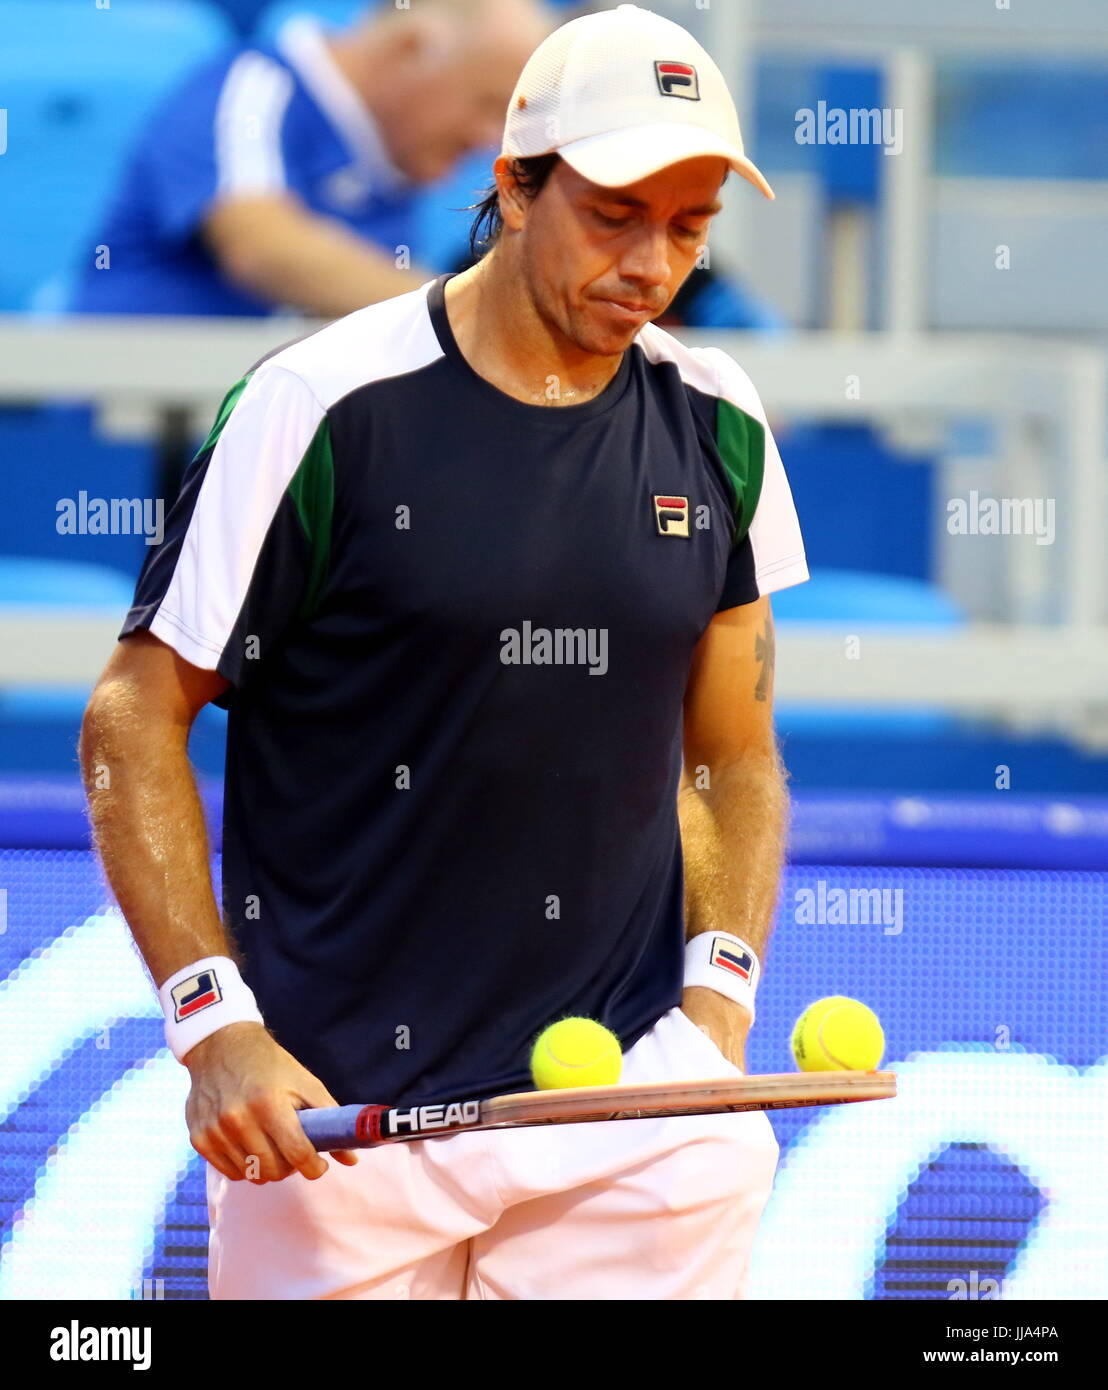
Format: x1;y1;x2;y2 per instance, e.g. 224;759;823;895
389;43;533;183
512;157;728;358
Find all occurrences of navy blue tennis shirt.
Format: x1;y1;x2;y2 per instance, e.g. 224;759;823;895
122;274;808;1105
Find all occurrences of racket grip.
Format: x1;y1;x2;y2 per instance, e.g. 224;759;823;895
298;1105;367;1151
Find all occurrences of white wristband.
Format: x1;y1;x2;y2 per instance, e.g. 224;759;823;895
158;956;265;1063
684;932;761;1021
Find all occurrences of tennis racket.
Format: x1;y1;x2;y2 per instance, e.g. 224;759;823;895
299;1070;896;1150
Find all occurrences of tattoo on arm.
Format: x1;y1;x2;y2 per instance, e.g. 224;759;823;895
754;614;775;702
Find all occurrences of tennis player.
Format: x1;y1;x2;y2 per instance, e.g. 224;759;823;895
82;4;808;1300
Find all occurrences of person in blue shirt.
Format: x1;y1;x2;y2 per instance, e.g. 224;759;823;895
72;0;550;319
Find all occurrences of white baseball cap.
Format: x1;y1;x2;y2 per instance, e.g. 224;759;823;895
501;3;773;199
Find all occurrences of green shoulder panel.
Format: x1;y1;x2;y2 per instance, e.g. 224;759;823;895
194;372;253;460
193;370;334;622
286;415;335;620
715;397;766;544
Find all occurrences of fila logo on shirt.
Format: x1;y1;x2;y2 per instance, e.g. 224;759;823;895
654;494;690;537
709;936;758;986
170;969;222;1022
655;61;700;101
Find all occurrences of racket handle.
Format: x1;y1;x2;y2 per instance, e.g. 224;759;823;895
298;1105;366;1151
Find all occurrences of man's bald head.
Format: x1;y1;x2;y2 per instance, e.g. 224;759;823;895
367;0;549;47
335;0;551;183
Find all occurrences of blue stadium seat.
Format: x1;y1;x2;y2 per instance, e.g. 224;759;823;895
0;556;228;771
0;0;234;311
0;558;135;720
0;556;135;610
773;568;965;736
935;61;1108;180
773;568;964;627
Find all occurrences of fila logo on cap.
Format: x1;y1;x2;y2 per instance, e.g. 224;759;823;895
654;494;690;537
654;60;700;101
171;969;222;1021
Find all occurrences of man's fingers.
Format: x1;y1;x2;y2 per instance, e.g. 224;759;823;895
264;1104;330;1180
299;1082;342;1110
293;1084;360;1169
197;1101;354;1180
221;1109;295;1182
195;1140;240;1182
191;1128;248;1181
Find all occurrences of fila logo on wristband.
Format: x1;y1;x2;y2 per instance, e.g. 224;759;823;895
159;955;265;1063
684;932;761;1017
170;969;222;1021
710;937;756;982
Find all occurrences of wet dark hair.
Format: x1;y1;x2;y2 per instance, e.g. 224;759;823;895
466;153;561;260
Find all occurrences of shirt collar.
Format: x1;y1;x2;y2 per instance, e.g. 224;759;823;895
275;16;412;195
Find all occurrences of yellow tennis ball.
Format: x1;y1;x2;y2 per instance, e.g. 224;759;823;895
530;1017;623;1090
791;996;885;1072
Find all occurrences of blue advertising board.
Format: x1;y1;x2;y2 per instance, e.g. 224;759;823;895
1;792;1105;1300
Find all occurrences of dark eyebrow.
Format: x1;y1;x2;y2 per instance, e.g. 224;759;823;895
594;193;723;217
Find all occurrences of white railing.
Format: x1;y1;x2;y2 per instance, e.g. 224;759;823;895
0;316;1106;744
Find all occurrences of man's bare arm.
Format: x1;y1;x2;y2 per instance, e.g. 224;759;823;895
203;194;432;318
679;597;789;1070
80;631;355;1182
81;632;230;980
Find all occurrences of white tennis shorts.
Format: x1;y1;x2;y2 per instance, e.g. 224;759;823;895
206;1006;779;1300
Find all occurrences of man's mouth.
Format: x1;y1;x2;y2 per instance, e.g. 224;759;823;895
597;298;659;321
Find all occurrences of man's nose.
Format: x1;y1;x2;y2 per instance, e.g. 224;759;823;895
619;226;671;289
